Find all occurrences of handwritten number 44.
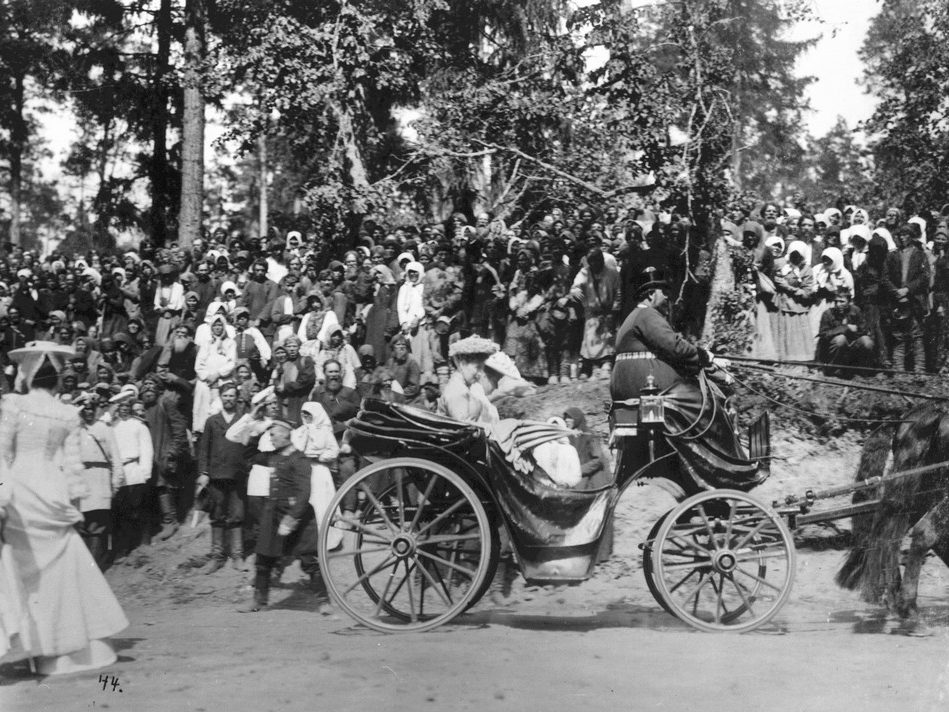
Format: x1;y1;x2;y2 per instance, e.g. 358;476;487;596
98;674;122;692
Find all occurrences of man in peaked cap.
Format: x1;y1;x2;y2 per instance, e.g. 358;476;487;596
239;418;321;612
611;268;768;491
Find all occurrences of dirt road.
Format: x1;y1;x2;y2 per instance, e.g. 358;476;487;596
4;558;949;712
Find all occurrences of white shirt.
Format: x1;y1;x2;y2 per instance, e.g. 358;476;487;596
112;417;154;486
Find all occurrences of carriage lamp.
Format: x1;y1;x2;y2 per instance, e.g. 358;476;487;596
639;374;665;429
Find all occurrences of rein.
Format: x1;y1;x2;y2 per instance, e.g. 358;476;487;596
727;360;949;403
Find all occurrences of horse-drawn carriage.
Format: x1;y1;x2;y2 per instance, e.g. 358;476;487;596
316;390;807;633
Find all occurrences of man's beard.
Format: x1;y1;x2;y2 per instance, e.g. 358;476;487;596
326;377;342;392
172;337;191;353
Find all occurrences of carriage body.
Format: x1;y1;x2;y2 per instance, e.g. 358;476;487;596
346;399;617;586
319;399;795;634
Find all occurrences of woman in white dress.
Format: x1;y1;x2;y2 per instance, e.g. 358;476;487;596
0;341;128;674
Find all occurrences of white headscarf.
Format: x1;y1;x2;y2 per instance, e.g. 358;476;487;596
291;401;335;455
872;227;897;252
815;247;854;298
764;235;785;256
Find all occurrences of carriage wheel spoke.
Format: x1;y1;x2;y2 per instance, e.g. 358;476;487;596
735;566;783;592
733;518;772;551
415;497;469;537
421;533;483;545
667;567;700;594
342;555;398;597
414;556;454;607
664;533;713;557
659;558;714;572
416;549;478;579
724;500;737;542
407;474;438;531
325;545;391;561
696;505;721;550
332;515;393;542
729;574;756;617
404;560;418;622
359;485;401;535
709;573;728;623
395;469;407;529
676;569;711;607
373;562;402;617
732;547;788;564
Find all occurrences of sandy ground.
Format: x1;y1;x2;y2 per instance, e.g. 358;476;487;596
4;380;949;712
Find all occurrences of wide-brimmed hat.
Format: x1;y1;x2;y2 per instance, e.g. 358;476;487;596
448;336;499;359
484;350;520;379
7;340;75;364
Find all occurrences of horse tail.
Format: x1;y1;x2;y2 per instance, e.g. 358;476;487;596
835;424;894;591
836;404;949;602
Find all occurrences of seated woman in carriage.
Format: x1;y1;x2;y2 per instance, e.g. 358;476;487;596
611;270;767;492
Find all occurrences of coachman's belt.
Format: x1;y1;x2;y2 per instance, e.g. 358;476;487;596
615;352;657;361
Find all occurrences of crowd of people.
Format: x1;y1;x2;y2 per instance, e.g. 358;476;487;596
1;205;655;637
725;201;949;375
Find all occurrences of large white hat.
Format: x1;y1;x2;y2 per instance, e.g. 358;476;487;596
8;340;76;391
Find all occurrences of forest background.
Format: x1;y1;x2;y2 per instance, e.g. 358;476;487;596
0;0;946;256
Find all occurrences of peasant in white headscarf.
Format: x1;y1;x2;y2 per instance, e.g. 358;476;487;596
396;261;426;328
814;247;854;298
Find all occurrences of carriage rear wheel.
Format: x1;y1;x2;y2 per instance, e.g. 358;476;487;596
650;490;796;633
318;457;495;632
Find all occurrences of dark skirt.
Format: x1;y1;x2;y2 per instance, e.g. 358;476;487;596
611;358;763;491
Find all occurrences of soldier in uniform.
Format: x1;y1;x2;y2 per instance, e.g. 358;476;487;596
239;418;320;613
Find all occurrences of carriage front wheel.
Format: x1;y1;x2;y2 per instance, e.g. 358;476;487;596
317;457;495;633
650;490;796;633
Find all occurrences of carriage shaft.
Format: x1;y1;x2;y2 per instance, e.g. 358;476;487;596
791;500;881;526
776;460;949;509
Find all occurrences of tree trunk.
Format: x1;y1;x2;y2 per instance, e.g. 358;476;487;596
335;104;369;189
8;72;26;247
701;236;735;344
258;134;268;238
149;0;173;246
178;0;206;249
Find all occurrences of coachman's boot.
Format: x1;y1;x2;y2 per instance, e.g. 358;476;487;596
157;489;179;541
228;526;247;571
202;527;226;574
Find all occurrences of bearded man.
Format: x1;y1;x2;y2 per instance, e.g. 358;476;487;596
142;376;190;541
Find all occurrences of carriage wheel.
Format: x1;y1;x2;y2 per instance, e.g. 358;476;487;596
650;490;796;632
642;512;675;616
318;457;495;632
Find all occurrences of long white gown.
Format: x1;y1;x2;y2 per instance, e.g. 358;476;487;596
0;390;129;672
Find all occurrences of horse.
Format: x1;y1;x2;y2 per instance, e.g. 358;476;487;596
836;402;949;620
